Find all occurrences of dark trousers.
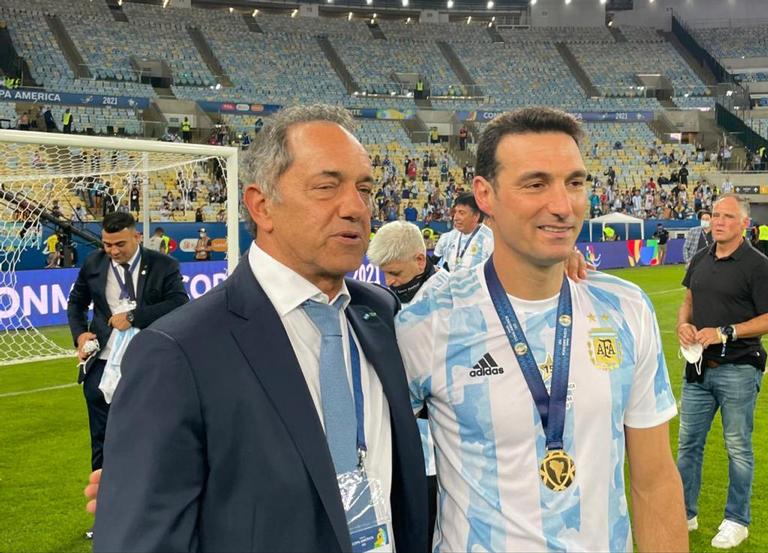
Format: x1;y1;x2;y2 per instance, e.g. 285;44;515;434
82;359;110;471
427;475;437;552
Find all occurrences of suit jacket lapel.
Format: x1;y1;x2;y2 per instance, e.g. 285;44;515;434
95;254;112;317
346;304;404;413
135;248;150;304
226;264;352;552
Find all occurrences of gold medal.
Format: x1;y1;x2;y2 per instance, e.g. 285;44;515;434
539;449;575;492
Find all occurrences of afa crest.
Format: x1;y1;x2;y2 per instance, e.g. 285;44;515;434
587;328;622;371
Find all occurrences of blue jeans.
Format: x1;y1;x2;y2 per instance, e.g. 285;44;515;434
677;363;762;526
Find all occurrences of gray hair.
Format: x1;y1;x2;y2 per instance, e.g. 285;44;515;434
715;193;750;218
240;104;356;235
367;221;426;267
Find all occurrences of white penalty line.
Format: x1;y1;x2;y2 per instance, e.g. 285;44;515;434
648;287;684;296
0;383;78;399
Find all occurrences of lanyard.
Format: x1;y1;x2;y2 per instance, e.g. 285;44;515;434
110;254;140;300
484;258;573;451
348;325;367;469
454;226;481;266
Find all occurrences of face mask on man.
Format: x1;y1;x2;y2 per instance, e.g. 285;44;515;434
701;220;711;229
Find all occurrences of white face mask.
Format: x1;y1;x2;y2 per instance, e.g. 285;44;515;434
701;220;711;229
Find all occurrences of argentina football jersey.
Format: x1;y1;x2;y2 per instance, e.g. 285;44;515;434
395;264;677;552
434;224;494;272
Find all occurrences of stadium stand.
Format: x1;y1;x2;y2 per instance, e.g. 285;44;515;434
691;25;768;82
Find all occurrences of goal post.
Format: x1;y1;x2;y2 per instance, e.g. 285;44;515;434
0;129;240;366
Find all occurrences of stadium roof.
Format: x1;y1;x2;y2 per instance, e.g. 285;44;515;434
195;0;530;15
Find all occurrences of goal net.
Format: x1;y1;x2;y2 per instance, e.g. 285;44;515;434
0;129;239;366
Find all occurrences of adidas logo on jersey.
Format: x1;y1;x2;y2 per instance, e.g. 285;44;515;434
469;353;504;377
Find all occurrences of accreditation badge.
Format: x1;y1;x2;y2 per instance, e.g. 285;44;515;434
115;299;137;314
587;328;622;371
338;466;393;553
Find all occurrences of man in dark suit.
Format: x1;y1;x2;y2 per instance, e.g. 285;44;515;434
67;211;188;475
90;105;428;553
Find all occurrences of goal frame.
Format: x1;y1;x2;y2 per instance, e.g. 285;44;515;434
0;129;241;273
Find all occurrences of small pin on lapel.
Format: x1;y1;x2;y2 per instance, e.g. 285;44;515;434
363;311;378;321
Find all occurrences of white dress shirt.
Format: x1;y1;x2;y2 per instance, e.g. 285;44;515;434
99;248;141;359
247;244;393;529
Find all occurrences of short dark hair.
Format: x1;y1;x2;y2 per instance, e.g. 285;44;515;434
476;107;584;187
454;191;480;214
102;212;136;233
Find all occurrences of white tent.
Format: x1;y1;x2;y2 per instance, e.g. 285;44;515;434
588;212;645;242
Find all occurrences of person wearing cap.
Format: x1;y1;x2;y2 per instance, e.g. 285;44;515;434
653;223;670;265
194;228;212;261
683;210;712;266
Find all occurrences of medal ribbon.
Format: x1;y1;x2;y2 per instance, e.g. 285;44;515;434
484;257;572;451
454;226;481;267
110;254;141;301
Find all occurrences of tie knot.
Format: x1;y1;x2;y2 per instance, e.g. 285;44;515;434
120;263;130;271
302;298;344;337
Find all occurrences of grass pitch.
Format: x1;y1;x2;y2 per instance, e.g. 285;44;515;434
0;264;765;552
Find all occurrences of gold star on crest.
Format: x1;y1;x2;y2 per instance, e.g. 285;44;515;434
587;313;597;323
538;353;553;381
600;313;611;322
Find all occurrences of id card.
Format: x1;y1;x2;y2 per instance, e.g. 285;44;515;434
351;522;393;553
115;299;137;314
338;468;392;553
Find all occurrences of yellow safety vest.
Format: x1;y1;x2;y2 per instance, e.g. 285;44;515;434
603;226;615;240
430;129;438;140
63;112;72;125
759;225;768;241
182;121;190;132
416;80;424;91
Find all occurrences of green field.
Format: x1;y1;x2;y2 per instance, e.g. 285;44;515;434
0;264;765;552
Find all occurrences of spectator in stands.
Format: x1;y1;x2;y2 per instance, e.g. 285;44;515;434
216;208;226;223
43;106;56;132
172;196;182;212
430;127;439;144
195;207;204;223
62;108;73;134
117;201;130;214
181;117;191;143
73;204;87;223
129;184;140;215
50;200;63;219
254;117;263;134
683;210;712;266
722;177;734;194
679;164;690;185
404;201;418;222
654;223;670;264
458;125;468;151
604;166;616;186
103;187;117;217
589;188;601;218
17;111;29;131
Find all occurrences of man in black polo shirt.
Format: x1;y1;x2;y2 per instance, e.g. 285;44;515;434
654;222;670;265
676;194;768;549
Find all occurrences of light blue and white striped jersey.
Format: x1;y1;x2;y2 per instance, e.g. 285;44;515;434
433;223;494;272
396;264;677;552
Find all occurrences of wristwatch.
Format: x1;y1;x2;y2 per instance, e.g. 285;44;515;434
720;325;736;342
126;310;135;325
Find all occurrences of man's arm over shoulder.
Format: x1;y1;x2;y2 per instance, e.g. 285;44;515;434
132;254;189;329
93;329;204;552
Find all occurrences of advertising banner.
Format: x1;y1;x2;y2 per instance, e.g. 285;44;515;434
0;86;150;109
577;238;684;270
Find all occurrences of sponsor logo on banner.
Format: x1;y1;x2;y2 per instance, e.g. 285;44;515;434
250;104;264;112
210;238;227;252
236;103;249;112
179;238;198;253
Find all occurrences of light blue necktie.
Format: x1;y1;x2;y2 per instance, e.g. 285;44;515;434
302;298;358;473
302;298;379;533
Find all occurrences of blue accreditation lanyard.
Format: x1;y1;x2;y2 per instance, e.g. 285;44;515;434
484;257;577;491
453;226;480;267
348;325;367;469
110;254;140;301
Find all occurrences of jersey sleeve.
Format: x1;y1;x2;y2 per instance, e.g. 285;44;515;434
623;292;678;428
433;231;450;259
395;291;438;416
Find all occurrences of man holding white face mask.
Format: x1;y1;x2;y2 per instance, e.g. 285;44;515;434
677;194;768;549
